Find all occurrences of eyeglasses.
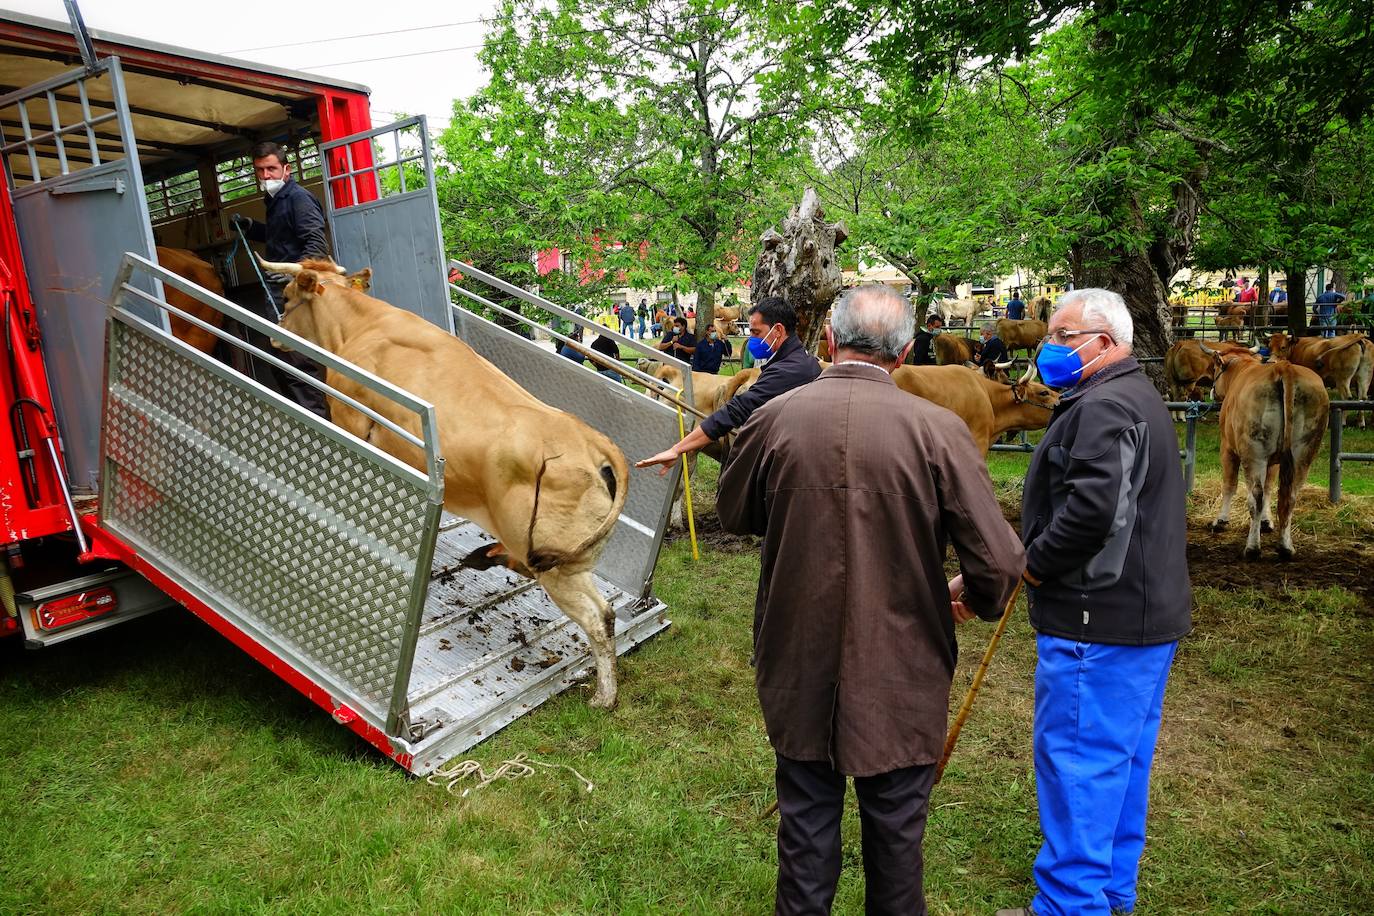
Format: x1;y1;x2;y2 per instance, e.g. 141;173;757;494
1043;327;1113;347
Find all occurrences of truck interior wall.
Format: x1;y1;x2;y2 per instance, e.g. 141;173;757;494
148;174;331;284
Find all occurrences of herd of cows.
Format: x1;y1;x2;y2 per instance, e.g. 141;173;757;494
145;247;1371;708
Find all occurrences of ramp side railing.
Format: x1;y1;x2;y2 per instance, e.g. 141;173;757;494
101;253;444;738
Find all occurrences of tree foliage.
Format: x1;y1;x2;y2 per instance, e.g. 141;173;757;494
437;0;842;335
782;0;1374;363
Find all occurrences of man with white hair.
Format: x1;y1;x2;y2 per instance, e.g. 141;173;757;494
998;289;1192;916
718;285;1025;915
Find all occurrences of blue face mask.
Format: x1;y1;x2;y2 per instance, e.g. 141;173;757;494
1035;335;1105;388
747;326;780;361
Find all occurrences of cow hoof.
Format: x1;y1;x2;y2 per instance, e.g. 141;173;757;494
1260;520;1274;534
1211;520;1229;532
1277;546;1295;562
1244;547;1261;561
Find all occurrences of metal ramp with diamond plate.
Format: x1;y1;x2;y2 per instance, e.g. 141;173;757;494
96;253;672;773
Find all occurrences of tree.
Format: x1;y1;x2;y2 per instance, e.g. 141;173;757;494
778;0;1374;382
441;0;843;339
806;78;1063;305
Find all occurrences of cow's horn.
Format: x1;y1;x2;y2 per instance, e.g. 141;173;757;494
1198;342;1218;356
994;359;1015;369
1248;343;1261;353
254;254;303;275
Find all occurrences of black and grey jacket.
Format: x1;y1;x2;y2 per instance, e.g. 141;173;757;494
1020;357;1192;645
246;178;329;264
700;335;821;440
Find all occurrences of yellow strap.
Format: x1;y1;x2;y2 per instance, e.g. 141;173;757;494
674;402;700;561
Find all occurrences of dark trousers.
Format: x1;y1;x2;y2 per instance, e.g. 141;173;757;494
774;753;937;916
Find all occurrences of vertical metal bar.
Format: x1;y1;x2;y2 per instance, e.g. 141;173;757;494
1184;406;1198;494
1329;409;1343;505
386;480;445;736
418;117;455;334
76;78;100;165
387;397;445;734
343;139;354;204
62;0;100;72
105;58;168;334
394;128;405;194
45;91;68;175
16;101;39;184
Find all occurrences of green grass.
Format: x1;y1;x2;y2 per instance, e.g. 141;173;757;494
2;427;1372;913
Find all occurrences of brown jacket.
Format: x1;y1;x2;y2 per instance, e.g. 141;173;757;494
717;363;1025;776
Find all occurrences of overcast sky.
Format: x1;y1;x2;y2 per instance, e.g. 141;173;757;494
6;0;504;131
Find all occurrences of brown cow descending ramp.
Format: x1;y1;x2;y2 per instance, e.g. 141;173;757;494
268;258;632;708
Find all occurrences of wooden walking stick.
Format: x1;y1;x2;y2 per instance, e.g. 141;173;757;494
762;579;1025;817
935;579;1024;784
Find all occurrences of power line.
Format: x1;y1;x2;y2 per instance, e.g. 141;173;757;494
223;18;490;54
372;108;454;126
302;11;726;70
305;42;494;69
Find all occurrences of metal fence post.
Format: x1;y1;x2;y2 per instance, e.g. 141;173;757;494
1184;403;1199;494
1329;409;1343;505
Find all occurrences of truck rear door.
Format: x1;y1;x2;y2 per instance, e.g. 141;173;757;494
0;57;164;495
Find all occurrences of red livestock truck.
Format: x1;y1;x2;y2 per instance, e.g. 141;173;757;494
0;11;675;774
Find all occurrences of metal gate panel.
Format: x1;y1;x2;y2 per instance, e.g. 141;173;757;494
321;117;452;333
0;58;162;493
100;255;444;734
447;271;683;598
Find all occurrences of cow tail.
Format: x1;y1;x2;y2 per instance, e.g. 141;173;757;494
1278;364;1297;499
555;444;630;565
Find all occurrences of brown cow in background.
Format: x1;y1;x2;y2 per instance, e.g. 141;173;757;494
156;246;225;355
890;365;1058;453
1209;350;1329;560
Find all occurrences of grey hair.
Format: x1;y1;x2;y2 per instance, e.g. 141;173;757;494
1059;288;1133;349
831;285;916;361
980;320;997;333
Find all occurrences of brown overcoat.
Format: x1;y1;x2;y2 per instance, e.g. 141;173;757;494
717;363;1025;776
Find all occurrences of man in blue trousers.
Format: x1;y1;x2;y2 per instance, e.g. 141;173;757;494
998;288;1192;916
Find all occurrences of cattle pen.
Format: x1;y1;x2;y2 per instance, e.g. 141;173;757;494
989;399;1374;503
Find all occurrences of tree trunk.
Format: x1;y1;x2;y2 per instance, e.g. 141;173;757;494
694;285;715;341
752;188;847;353
1330;267;1349;294
1071;242;1174;391
1257;266;1271;330
1287;262;1308;337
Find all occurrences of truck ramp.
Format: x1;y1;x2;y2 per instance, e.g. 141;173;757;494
99;252;680;774
403;516;669;775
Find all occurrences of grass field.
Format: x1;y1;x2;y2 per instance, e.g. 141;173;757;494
2;397;1372;913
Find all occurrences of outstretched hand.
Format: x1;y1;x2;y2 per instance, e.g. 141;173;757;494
635;448;680;476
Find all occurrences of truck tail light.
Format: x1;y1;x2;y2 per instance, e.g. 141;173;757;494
31;586;117;631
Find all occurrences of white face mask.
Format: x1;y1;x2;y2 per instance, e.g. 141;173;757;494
261;178;286;197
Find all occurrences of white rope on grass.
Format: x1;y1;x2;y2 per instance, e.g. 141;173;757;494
426;752;595;798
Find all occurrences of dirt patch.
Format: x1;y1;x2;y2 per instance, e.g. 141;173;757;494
1185;520;1374;609
666;508;760;553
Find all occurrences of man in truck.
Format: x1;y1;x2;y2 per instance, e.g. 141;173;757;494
231;141;330;418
